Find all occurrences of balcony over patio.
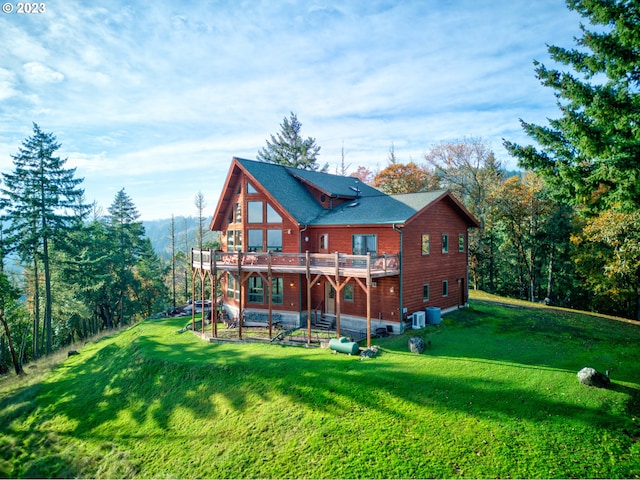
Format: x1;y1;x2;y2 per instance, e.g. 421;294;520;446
191;249;400;279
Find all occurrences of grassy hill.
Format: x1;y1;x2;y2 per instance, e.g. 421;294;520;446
1;292;639;478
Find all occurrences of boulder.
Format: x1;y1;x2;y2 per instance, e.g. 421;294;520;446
577;367;610;388
360;345;379;360
408;337;426;354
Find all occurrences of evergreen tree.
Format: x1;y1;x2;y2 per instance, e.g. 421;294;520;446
257;112;324;171
504;0;640;213
1;124;88;355
107;188;145;326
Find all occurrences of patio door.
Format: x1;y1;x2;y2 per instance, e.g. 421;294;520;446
325;283;336;315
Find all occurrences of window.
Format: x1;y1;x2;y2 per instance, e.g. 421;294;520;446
247;182;258;194
459;233;465;252
248;276;264;303
267;229;282;252
248;229;263;252
352;234;377;255
272;277;284;304
228;202;241;224
423;284;430;302
421;234;430;255
227;274;239;300
227;230;242;251
344;283;354;302
266;203;282;223
442;234;449;253
442;280;449;297
319;234;329;250
248;201;263;223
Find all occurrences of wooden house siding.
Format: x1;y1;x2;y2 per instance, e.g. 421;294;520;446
401;198;471;315
302;225;402;321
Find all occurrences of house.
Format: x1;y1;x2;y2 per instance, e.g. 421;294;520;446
191;157;480;346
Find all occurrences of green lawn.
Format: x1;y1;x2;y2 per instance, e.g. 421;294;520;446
1;293;639;478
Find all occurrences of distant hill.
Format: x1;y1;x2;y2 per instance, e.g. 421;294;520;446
143;216;220;260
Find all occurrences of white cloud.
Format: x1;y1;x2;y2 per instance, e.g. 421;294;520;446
22;62;65;84
0;68;18;101
0;0;586;219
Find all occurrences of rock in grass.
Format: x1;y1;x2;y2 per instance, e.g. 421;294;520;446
360;345;379;360
408;337;425;354
577;367;610;388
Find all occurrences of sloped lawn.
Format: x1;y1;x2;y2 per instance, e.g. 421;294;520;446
1;294;639;478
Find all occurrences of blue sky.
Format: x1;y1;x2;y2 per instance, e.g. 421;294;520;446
0;1;583;220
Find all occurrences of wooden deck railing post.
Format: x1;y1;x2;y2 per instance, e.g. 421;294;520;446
367;252;372;348
306;251;311;345
237;251;243;340
267;250;273;339
335;252;340;338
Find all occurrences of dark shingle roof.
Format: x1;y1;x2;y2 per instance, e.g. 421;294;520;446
233;158;474;227
237;158;324;224
311;190;448;225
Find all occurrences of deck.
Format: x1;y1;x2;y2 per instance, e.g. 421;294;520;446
191;250;400;279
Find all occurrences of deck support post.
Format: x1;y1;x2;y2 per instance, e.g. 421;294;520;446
306;251;311;345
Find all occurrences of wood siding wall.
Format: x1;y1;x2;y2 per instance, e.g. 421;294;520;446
401;198;470;316
304;225;402;321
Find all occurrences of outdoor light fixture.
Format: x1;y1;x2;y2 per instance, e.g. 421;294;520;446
290;281;295;287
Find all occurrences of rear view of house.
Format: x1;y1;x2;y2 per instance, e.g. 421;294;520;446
192;157;479;344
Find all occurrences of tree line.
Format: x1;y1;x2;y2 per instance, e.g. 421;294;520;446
0;124;220;376
0;125;172;375
256;1;640;321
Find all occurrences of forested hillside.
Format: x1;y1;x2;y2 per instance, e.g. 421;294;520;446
143;216;219;260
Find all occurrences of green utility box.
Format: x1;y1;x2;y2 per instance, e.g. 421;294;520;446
329;337;360;355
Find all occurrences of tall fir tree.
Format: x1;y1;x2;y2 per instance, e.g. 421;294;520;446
1;124;88;355
257;112;325;171
107;188;145;326
504;0;640;213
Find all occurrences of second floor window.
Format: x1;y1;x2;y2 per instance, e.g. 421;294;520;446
248;201;263;223
442;234;449;253
248;229;263;252
352;234;377;255
320;234;329;250
228;202;241;224
227;230;242;251
422;234;430;255
266;203;282;223
267;229;283;252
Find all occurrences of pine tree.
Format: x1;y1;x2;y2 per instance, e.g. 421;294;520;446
504;0;640;213
107;188;145;326
257;112;324;170
1;124;88;355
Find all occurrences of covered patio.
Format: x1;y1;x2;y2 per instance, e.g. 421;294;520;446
190;249;400;348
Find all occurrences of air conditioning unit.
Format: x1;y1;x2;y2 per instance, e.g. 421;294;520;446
412;311;425;329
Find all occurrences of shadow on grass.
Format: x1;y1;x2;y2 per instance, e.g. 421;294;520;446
2;305;639;478
23;320;636;434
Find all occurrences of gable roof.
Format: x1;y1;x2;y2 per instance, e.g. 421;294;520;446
211;157;480;230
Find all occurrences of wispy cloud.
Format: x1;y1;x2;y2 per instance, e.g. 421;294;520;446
0;0;584;219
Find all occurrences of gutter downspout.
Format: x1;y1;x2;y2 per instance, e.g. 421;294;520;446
392;223;404;333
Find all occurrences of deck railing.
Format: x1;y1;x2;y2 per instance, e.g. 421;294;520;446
191;250;400;278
